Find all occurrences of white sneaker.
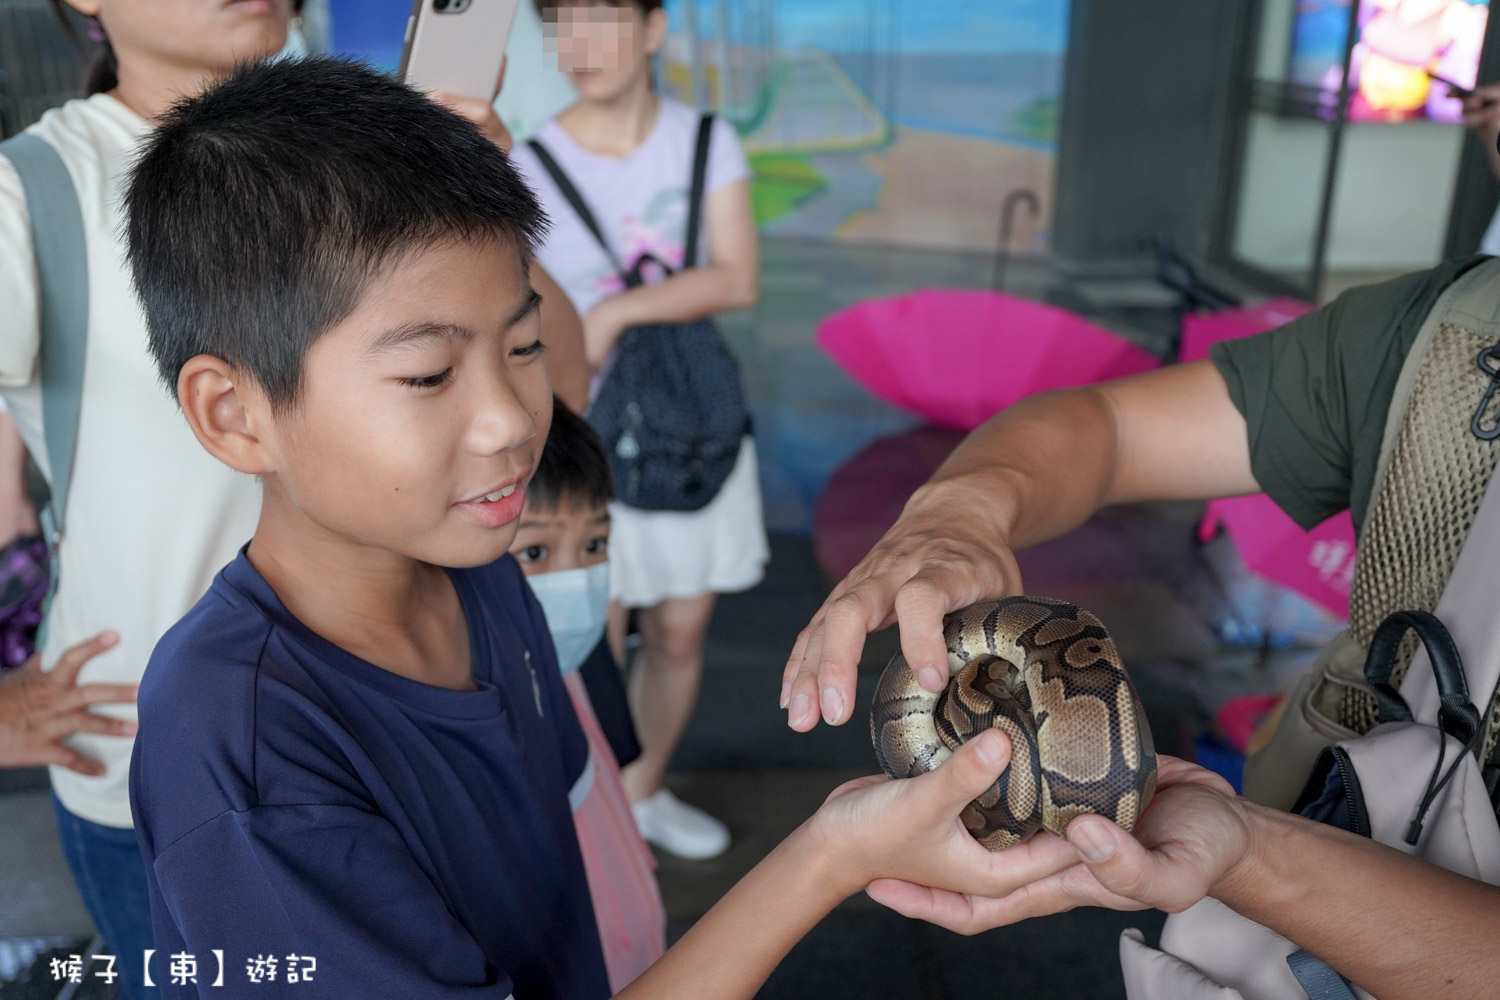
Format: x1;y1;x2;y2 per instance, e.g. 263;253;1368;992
632;788;731;860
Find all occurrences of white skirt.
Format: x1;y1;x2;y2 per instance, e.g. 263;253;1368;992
608;437;769;608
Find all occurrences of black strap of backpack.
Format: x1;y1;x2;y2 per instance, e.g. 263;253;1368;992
526;137;628;280
527;112;717;281
683;113;713;269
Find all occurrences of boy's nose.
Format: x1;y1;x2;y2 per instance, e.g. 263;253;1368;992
466;374;537;456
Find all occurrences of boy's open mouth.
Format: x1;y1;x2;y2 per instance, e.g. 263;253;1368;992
455;475;529;529
468;484;518;504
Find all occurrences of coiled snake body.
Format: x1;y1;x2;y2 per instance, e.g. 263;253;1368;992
871;596;1157;850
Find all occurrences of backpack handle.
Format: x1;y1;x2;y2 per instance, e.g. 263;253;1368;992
1365;610;1481;750
1365;610;1484;844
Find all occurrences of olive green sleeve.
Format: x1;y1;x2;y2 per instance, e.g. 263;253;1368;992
1209;257;1489;534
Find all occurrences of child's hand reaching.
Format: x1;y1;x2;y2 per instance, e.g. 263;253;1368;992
807;730;1083;902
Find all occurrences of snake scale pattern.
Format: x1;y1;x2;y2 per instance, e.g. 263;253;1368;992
871;596;1158;850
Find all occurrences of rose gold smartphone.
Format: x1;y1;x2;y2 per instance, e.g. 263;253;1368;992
399;0;521;100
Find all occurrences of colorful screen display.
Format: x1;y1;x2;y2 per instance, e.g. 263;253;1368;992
1290;0;1490;123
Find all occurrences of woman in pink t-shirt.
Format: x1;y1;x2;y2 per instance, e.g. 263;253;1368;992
511;0;767;861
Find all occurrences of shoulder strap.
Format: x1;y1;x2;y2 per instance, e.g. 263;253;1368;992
683;113;714;270
525;138;626;279
0;132;88;543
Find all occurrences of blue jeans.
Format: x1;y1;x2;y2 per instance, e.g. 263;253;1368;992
51;794;159;1000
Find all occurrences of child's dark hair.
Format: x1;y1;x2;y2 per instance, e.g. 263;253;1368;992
535;0;664;17
531;399;614;511
124;56;547;412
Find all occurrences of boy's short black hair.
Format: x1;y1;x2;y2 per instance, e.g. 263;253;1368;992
125;56;547;412
530;399;614;512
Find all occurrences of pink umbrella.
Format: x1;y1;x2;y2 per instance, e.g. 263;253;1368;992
817;290;1160;431
1182;295;1354;619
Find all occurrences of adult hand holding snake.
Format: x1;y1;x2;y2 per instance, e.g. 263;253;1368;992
865;754;1254;929
781;361;1258;731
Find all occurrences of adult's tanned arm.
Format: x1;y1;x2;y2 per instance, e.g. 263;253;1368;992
780;359;1261;730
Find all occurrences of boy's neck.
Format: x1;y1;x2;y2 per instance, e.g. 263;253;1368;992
247;490;477;693
559;84;659;158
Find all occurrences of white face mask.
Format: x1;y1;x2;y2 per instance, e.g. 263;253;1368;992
527;562;611;675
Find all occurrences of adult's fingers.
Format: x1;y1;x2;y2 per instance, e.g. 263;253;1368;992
59;683;139;713
780;624;813;710
42;711;137;741
866;879;1071;935
869;856;1113;931
1066;815;1184;910
866;880;997;933
51;746;107;779
784;581;892;730
890;575;958;693
34;743;106;777
48;631;119;687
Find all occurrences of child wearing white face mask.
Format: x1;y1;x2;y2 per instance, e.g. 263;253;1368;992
511;400;666;992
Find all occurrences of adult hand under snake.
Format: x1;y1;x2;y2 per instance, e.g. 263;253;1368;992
866;754;1256;933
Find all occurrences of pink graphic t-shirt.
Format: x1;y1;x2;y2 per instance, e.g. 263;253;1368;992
510;97;751;319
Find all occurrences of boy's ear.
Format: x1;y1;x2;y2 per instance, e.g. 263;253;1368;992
176;356;276;475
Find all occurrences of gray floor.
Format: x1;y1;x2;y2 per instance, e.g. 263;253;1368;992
0;238;1338;998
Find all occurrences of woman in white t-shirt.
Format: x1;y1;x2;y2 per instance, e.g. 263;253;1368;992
0;11;289;996
2;4;585;996
510;0;768;859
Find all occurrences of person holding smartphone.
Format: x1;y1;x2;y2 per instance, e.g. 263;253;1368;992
0;6;587;997
508;1;766;861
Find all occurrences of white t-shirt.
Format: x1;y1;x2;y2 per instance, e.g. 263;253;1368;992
508;97;751;318
0;95;262;827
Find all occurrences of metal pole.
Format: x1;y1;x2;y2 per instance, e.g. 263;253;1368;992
1307;0;1361;301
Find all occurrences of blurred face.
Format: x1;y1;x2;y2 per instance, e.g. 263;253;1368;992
543;3;666;104
257;239;552;568
510;497;610;577
66;0;290;79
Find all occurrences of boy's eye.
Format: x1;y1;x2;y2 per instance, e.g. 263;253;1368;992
510;339;546;359
398;369;453;389
584;536;608;555
519;544;548;562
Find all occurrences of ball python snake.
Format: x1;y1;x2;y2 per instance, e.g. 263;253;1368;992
871;596;1157;850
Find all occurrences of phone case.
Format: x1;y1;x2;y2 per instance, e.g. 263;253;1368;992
400;0;521;101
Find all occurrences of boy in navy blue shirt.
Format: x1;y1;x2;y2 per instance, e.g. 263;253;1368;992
126;57;1081;1000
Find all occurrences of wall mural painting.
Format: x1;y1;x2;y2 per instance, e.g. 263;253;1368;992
662;0;1069;254
324;0;1070;255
